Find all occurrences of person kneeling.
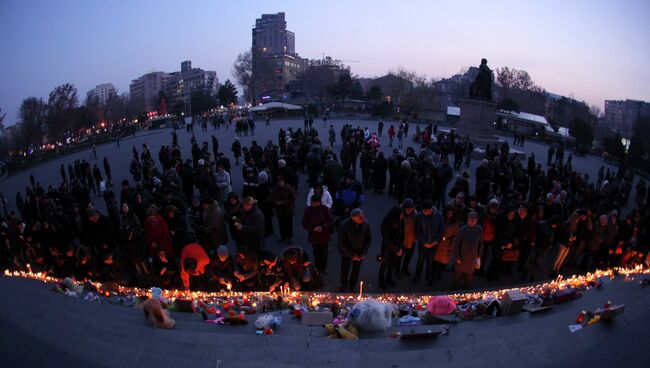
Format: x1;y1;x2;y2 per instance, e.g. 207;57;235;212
209;245;234;291
234;251;261;291
180;243;210;291
282;246;323;291
260;251;285;293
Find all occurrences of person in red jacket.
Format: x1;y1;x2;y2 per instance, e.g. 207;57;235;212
180;243;210;291
143;207;174;259
302;194;333;274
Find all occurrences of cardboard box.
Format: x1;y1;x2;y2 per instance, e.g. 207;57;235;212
501;290;527;315
301;311;334;326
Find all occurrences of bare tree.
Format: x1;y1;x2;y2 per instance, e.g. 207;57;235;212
497;66;542;92
20;97;47;148
233;51;252;103
46;83;79;139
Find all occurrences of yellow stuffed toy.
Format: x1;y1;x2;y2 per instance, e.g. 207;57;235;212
323;323;338;339
335;324;358;340
323;322;359;339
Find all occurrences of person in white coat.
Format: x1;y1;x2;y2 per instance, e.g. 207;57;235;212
305;181;333;209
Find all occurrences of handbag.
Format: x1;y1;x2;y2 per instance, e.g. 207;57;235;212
502;249;520;262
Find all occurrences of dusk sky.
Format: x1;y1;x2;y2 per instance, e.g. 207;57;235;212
1;0;649;123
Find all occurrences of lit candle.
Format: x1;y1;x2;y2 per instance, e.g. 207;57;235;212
359;281;363;300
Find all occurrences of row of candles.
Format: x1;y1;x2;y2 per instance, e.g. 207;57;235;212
4;265;650;308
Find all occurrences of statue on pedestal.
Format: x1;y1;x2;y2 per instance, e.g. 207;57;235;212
469;58;494;101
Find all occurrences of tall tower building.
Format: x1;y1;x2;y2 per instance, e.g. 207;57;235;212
252;12;295;56
251;12;305;103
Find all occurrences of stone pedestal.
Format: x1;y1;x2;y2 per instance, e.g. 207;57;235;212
456;98;502;148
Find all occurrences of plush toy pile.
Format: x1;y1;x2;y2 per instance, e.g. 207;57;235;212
348;299;394;332
254;313;282;335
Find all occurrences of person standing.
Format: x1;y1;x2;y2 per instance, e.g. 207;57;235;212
231;137;242;166
411;200;445;286
302;194;333;274
526;214;558;281
337;208;371;292
372;151;388;194
60;164;67;186
214;164;232;206
92;164;103;195
551;212;578;276
452;212;483;289
378;120;384;137
103;157;112;187
198;196;228;252
378;206;403;290
234;197;265;257
271;177;296;244
399;198;417;276
547;146;555;167
143;207;175;260
387;125;395;146
433;206;460;280
328;125;336;147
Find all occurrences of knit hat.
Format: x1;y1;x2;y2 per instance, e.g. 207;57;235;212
350;208;364;217
258;171;269;184
217;245;229;258
401;198;414;209
421;199;434;209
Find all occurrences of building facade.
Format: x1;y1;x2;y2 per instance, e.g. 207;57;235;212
129;72;169;113
604;99;650;139
86;83;117;105
165;61;219;111
129;61;218;114
251;12;306;102
252;12;295;56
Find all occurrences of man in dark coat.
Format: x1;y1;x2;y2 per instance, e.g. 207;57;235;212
234;197;265;256
198;197;227;251
322;155;345;196
337;208;372;292
271;176;296;243
412;200;445;286
452;211;483;289
388;149;404;197
85;209;116;258
372;151;388;193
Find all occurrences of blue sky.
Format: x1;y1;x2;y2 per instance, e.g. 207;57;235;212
1;0;649;123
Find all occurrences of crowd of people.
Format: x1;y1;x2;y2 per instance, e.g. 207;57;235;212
1;118;648;294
